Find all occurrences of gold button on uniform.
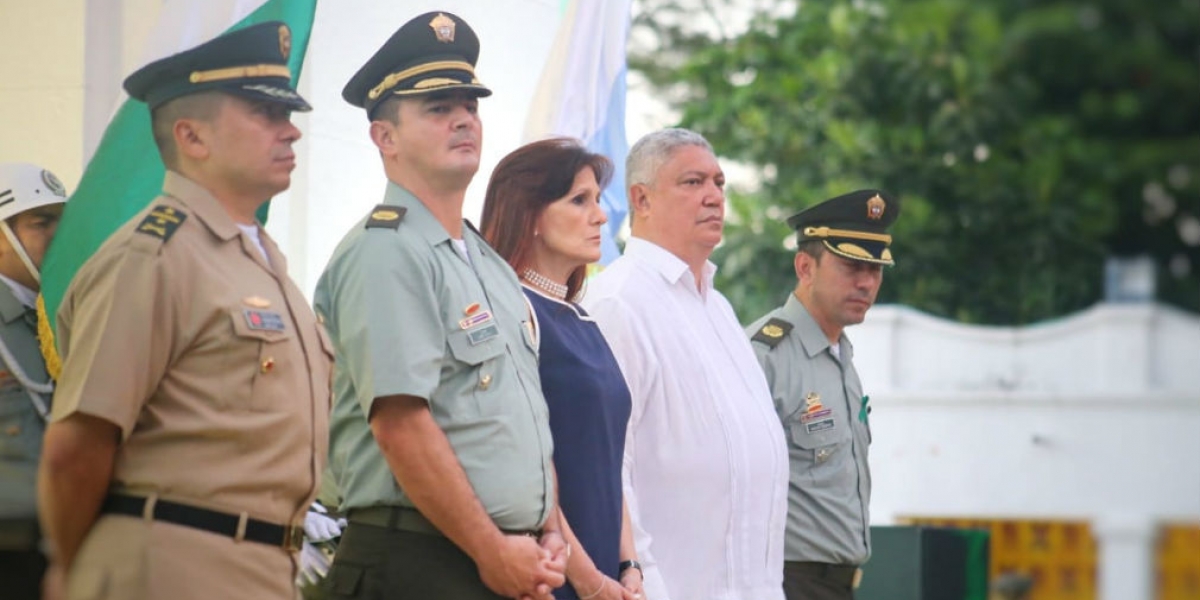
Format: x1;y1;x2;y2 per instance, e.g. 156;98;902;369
261;357;275;374
479;374;492;390
5;425;19;436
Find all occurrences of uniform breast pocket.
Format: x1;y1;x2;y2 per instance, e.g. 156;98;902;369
447;326;506;417
789;416;853;486
228;309;294;412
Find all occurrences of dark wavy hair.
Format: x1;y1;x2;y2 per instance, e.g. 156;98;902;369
480;138;614;301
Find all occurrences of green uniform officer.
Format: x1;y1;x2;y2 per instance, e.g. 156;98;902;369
314;11;566;600
0;162;67;600
747;189;901;600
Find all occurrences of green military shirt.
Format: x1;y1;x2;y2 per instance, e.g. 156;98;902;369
0;281;52;541
747;293;872;565
314;183;553;531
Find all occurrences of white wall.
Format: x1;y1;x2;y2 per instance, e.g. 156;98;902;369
857;303;1200;525
854;302;1200;600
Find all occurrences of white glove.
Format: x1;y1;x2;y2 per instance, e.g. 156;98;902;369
298;540;331;586
303;505;347;542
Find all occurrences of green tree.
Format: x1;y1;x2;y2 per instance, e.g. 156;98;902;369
629;0;1200;324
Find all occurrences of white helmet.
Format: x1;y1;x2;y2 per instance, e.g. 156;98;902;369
0;162;68;222
0;162;69;285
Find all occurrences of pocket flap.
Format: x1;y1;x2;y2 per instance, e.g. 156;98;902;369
447;327;504;366
790;418;847;449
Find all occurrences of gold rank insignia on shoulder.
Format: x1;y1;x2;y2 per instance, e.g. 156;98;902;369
136;205;188;242
365;204;407;230
751;317;793;348
430;13;456;43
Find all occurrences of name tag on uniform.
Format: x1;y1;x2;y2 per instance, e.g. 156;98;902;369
806;418;836;433
802;408;835;433
244;309;286;331
468;323;499;345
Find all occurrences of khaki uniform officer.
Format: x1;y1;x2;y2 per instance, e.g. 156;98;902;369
37;22;332;600
315;11;565;600
746;190;901;600
0;162;68;600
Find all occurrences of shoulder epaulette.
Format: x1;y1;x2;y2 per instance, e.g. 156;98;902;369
751;317;793;348
365;205;406;230
135;205;188;243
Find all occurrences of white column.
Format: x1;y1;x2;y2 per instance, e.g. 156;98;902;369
1093;514;1157;600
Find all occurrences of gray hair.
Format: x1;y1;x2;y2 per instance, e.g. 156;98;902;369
626;128;713;189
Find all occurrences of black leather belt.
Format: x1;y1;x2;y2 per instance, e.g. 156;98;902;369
785;561;862;589
102;494;304;551
348;506;542;539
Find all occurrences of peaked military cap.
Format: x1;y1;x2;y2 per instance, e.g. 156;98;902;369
787;189;900;265
342;11;492;118
123;21;311;111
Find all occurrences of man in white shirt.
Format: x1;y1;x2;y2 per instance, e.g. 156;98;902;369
583;128;789;600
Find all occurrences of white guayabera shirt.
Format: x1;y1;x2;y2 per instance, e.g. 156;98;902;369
584;237;789;600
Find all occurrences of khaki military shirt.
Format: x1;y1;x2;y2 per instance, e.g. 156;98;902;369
747;293;872;565
51;172;333;599
0;281;52;543
314;183;553;531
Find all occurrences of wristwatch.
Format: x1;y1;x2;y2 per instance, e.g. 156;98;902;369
618;559;643;576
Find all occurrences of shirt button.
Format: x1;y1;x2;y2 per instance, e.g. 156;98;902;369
261;357;276;374
5;425;19;436
479;374;492;390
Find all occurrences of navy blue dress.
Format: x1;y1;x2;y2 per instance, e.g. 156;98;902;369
525;287;632;600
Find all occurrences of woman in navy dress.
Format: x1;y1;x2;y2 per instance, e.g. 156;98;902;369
481;138;642;600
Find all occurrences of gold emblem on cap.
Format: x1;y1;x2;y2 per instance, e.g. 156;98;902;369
371;209;400;221
430;13;456;43
761;324;784;338
867;194;886;220
243;296;271;308
278;25;292;60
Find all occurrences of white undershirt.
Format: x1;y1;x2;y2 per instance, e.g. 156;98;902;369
237;223;269;264
451;237;472;265
829;341;841;360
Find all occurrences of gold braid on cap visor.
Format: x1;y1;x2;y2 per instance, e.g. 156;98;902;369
802;226;892;244
189;64;292;83
367;60;476;100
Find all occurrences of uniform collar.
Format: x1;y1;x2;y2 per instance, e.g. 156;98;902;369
625;237;718;291
380;182;493;263
781;292;854;361
0;278;29;324
162;171;244;242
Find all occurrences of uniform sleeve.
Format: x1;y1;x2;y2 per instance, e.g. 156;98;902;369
51;242;177;440
585;295;671;600
320;232;444;415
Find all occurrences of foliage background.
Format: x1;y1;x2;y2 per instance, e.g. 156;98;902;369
627;0;1200;324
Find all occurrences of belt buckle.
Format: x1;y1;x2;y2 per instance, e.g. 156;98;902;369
283;525;305;552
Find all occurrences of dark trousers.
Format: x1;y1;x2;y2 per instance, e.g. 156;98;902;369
324;522;506;600
0;548;48;600
783;561;857;600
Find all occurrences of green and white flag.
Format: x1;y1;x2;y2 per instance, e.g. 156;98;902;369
39;0;317;376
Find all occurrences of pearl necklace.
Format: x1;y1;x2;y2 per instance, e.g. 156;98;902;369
522;268;568;300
